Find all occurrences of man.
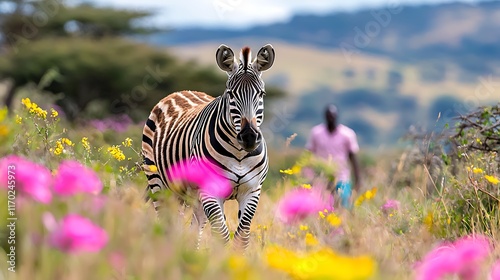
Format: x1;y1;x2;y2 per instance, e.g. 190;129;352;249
305;105;361;208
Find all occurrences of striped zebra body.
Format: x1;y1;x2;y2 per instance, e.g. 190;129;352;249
142;44;275;249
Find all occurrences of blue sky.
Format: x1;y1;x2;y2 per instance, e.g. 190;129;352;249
96;0;480;29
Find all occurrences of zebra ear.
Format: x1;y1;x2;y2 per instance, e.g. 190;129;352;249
216;44;237;74
253;44;275;72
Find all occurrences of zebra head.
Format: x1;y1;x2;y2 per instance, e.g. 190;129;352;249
216;44;275;152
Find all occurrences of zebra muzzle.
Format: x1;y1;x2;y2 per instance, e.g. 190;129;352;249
237;119;261;152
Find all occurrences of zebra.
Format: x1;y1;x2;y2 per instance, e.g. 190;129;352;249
141;44;275;249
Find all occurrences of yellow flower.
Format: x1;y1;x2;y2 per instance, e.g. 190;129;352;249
15;115;22;124
423;212;434;231
149;165;158;172
257;224;268;231
280;169;293;175
354;196;365;207
364;190;374;200
108;145;125;161
119;166;127;173
227;255;247;271
318;211;326;219
21;98;46;119
326;213;342;227
32;106;47;119
23;99;47;119
265;246;376;280
227;255;257;280
291;164;301;174
21;98;32;109
122;137;133;147
305;233;319;246
472;167;484;174
51;141;64;155
300;225;309;231
365;187;377;200
0;125;9;136
280;165;301;175
81;137;91;151
355;187;377;207
61;138;74;146
485;175;500;185
301;183;312;189
50;108;58;118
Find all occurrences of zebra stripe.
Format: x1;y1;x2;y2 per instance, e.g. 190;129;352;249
142;44;275;249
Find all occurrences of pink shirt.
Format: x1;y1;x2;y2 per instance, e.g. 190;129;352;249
305;124;359;182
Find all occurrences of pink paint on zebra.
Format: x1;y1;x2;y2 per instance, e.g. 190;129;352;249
169;158;233;199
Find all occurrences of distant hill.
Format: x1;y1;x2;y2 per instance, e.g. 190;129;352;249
149;1;500;74
143;1;500;148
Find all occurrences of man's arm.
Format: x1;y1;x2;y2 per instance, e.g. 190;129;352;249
349;151;361;192
305;130;316;153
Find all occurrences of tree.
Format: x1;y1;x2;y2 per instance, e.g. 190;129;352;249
0;0;155;46
0;1;288;121
453;103;500;155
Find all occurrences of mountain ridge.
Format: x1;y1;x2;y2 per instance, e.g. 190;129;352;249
148;1;500;147
148;0;500;74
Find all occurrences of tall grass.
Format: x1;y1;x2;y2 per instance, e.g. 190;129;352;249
0;90;499;279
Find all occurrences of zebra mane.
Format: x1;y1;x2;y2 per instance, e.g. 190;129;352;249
240;47;251;71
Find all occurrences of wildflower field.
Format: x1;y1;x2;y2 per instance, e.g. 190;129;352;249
0;95;499;280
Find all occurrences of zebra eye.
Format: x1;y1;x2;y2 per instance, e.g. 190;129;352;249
226;90;234;98
259;91;266;98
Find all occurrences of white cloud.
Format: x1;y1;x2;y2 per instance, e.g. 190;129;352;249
93;0;486;29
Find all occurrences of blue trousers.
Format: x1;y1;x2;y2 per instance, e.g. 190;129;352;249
335;181;352;209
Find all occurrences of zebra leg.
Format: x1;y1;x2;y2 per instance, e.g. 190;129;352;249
142;114;163;216
191;202;208;250
143;161;165;218
201;196;230;244
234;188;261;250
143;166;164;217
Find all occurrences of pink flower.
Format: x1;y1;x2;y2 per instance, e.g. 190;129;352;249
276;187;333;224
0;155;52;204
491;260;500;280
301;167;316;180
381;199;400;213
44;213;108;254
169;158;232;199
109;251;126;272
415;235;491;280
53;160;102;196
88;195;107;214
